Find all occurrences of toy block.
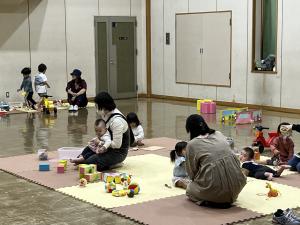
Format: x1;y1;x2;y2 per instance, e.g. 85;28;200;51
103;173;115;183
39;162;50;171
84;172;101;183
79;164;97;178
59;160;67;170
197;99;212;111
201;102;216;114
105;181;116;193
57;164;65;173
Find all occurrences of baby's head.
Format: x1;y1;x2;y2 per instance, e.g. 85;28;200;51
94;119;107;137
170;141;188;162
240;147;254;162
278;122;292;138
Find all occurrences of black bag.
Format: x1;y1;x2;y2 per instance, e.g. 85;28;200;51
105;113;135;146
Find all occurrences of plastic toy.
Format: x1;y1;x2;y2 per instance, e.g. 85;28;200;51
266;182;280;197
57;147;83;160
57;164;65;173
120;173;131;184
79;178;87;187
59;160;67;170
85;172;102;183
201;102;216;114
79;164;97;179
105;181;116;193
197;99;212;111
38;149;48;160
220;107;248;122
0;101;10;111
40;95;58;115
103;172;123;183
112;190;128;197
128;182;140;195
236;110;262;124
252;125;278;153
254;147;260;160
39;162;50;171
127;189;135;198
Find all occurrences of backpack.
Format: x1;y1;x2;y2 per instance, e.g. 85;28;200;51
105;113;135;146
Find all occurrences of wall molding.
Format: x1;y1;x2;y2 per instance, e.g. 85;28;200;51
138;93;300;114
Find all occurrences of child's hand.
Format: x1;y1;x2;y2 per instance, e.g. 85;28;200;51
96;146;107;154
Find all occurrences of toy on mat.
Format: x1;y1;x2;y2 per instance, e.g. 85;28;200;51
85;172;102;183
59;160;67;170
112;190;128;197
57;164;65;173
105;181;116;193
79;164;97;179
37;149;48;160
79;178;87;187
266;182;280;197
127;189;135;198
39;162;50;171
128;182;140;195
120;173;131;184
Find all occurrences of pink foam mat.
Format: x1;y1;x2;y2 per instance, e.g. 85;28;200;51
113;195;263;225
272;173;300;188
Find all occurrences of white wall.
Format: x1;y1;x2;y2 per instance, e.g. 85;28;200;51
151;0;300;110
0;0;146;102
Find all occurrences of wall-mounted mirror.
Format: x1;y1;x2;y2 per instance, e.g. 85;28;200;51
252;0;278;73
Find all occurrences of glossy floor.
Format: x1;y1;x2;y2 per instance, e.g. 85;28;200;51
1;98;300;225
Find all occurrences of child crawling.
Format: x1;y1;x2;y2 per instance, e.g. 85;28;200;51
70;119;111;164
240;147;289;180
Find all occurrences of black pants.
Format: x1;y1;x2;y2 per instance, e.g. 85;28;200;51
81;146;96;160
26;92;36;109
253;166;278;180
67;94;88;107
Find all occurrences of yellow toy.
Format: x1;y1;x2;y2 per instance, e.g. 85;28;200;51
79;178;87;187
196;99;212;111
112;190;128;197
40;95;57;115
266;182;280;197
105;181;116;193
59;160;67;170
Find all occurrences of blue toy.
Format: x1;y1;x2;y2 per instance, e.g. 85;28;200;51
39;162;50;171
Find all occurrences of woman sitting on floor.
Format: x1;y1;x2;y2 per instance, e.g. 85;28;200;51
184;114;246;208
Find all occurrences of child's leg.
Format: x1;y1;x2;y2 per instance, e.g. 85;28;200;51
81;146;96;160
254;171;271;180
264;172;273;181
26;92;37;109
70;156;84;164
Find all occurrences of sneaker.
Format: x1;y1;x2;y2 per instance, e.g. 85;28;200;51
69;105;74;111
273;209;300;225
285;209;300;222
73;105;78;111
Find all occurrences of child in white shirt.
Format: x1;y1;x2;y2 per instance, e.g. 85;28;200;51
126;112;144;147
35;63;50;97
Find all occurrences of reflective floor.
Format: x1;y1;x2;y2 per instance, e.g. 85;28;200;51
1;98;300;225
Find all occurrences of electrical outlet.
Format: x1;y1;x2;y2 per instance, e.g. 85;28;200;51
5;92;9;98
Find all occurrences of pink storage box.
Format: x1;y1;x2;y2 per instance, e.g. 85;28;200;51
201;102;216;114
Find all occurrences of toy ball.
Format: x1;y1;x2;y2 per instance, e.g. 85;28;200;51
112;190;127;197
105;181;116;193
128;182;140;195
120;174;131;184
79;178;87;187
127;189;135;198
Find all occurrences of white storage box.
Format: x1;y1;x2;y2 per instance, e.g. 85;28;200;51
57;147;83;160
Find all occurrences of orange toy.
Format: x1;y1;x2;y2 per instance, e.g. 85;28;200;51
266;182;280;197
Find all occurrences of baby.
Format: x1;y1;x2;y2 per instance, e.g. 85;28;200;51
70;119;111;164
240;147;289;180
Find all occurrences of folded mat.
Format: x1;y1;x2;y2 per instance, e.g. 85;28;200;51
113;195;263;225
57;154;185;208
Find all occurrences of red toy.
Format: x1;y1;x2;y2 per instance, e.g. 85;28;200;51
252;126;278;153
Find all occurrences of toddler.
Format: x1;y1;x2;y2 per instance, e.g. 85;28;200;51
70;119;111;164
17;67;38;110
240;147;288;180
170;141;190;189
35;63;50;97
126;112;144;147
268;122;294;165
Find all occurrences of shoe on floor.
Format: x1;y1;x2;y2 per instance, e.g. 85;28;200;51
285;209;300;222
69;105;74;111
273;209;300;225
73;105;78;111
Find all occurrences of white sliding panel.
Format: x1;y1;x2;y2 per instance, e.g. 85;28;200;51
201;11;231;86
176;13;203;84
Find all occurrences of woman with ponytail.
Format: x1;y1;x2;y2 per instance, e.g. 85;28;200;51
185;114;246;208
170;141;189;189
